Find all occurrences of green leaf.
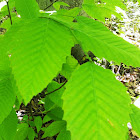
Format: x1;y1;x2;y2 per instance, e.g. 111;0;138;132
34;116;42;133
130;105;140;137
42;121;66;138
72;16;140;67
57;130;71;140
83;2;112;22
23;115;28;122
43;107;63;123
14;92;23;110
14;123;29;140
53;2;70;10
45;81;65;107
4;18;73;104
137;0;140;3
43;115;52;124
61;56;78;79
48;107;63;120
45;96;56;111
0;75;16;124
0;0;16;20
47;15;140;67
103;0;126;9
45;81;65;111
83;0;126;22
62;62;131;140
27;127;35;140
15;0;39;19
28;121;35;127
0;42;16;124
0;15;21;31
50;7;81;23
0;109;17;140
46;107;64;123
57;7;81;17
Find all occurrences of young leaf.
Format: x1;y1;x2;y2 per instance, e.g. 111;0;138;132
62;62;131;140
42;120;66;138
53;2;70;10
14;123;29;140
57;7;81;17
57;130;71;140
27;127;35;140
28;121;35;127
45;81;65;111
130;104;140;137
34;116;42;133
49;107;63;120
45;96;56;112
46;81;65;107
3;18;73;104
43;107;63;123
45;107;64;124
61;56;79;79
43;115;52;124
15;0;39;19
0;109;17;140
23;115;28;122
51;7;81;22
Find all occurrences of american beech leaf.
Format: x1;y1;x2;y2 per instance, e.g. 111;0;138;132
4;18;73;104
83;0;126;22
34;116;42;133
62;62;131;140
0;109;17;140
0;44;16;124
15;0;39;19
130;105;140;137
72;16;140;67
42;120;66;138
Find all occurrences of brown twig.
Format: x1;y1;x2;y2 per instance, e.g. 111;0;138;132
45;80;67;96
43;0;59;10
6;1;12;25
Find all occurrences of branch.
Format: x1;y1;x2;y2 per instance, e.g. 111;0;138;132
45;80;67;96
43;0;59;10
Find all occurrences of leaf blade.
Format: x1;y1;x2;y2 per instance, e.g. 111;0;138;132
83;0;125;22
73;16;140;67
34;116;42;133
42;120;66;138
15;0;39;19
14;123;29;140
130;105;140;137
0;43;16;124
4;18;73;104
62;62;130;140
0;109;18;140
